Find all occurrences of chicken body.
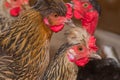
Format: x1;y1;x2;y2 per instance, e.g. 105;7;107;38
43;43;78;80
0;9;52;80
77;58;120;80
0;0;67;79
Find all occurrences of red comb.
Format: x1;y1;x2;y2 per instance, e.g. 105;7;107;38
88;36;98;52
65;3;73;19
75;57;89;67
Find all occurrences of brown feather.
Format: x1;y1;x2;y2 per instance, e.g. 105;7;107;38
0;9;52;79
0;0;67;79
43;43;78;80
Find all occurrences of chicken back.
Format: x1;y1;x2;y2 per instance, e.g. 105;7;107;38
0;0;68;79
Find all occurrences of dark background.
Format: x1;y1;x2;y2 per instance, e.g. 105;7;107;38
97;0;120;34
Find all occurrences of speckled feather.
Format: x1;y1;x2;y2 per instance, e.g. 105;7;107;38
0;0;67;79
0;9;52;80
43;43;78;80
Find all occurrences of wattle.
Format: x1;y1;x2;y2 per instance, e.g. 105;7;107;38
75;57;89;67
49;24;64;33
10;7;21;17
65;3;73;19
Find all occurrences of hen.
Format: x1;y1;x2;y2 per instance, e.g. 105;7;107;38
0;0;68;79
43;27;101;80
77;58;120;80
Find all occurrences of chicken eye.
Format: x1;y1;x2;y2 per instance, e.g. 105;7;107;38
83;3;89;8
78;46;83;51
54;14;58;17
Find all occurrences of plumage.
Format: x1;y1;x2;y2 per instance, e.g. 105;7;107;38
89;0;101;15
0;9;52;79
77;58;120;80
43;27;101;80
43;43;78;80
0;0;67;79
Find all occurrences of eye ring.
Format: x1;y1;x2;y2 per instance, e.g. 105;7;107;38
83;3;89;8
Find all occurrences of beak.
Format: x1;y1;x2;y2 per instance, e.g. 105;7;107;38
64;19;76;27
88;53;102;60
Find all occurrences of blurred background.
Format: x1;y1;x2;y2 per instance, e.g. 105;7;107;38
50;0;120;62
97;0;120;34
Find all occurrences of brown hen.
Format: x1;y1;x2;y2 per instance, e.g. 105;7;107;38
0;0;67;79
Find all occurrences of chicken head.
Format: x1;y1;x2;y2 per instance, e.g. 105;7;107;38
4;0;29;17
65;27;101;67
72;0;100;35
43;3;73;33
